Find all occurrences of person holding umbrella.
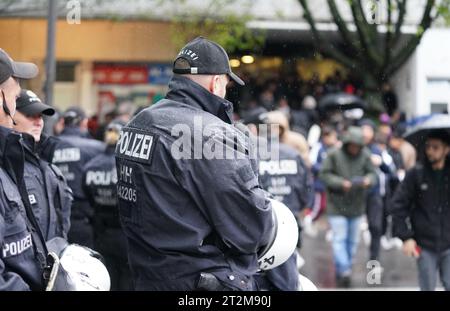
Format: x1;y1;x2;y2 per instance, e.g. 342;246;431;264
390;124;450;291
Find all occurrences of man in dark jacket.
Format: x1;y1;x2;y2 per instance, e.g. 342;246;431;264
54;107;105;248
13;90;73;241
319;126;377;287
390;130;450;290
0;48;50;290
115;37;274;291
360;119;395;261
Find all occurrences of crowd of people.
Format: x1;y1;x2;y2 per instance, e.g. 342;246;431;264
1;36;449;292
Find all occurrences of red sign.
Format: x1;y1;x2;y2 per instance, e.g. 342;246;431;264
93;65;148;84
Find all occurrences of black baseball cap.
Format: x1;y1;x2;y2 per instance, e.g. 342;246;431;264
0;49;38;84
16;89;55;116
173;36;245;86
63;106;86;126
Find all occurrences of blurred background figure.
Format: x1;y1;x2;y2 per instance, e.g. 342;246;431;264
116;101;137;124
319;126;377;287
382;83;398;117
359;119;395;263
309;125;340;222
242;108;314;291
266;110;310;167
389;125;417;171
290;95;319;139
53;106;105;248
83;119;132;290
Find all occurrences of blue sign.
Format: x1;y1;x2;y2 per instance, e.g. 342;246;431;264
148;64;173;85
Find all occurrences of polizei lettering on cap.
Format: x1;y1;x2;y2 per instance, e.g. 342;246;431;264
178;49;199;60
116;128;155;163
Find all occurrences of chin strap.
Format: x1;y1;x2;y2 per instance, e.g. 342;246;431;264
1;90;17;126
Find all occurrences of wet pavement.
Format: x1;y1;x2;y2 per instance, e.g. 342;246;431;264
298;216;424;290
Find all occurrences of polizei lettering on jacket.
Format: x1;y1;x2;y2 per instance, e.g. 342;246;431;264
86;169;118;186
52;147;81;163
259;160;298;175
116;128;156;164
2;234;32;258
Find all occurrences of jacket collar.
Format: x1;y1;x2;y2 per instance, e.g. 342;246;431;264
0;125;11;161
165;75;234;124
21;132;37;153
0;125;25;185
20;133;41;165
0;125;22;162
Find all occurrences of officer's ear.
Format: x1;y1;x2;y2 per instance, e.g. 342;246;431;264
80;118;89;131
209;75;220;94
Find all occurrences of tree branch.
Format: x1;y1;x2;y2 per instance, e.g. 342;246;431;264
390;0;407;47
356;0;378;38
383;0;393;80
386;0;436;76
298;0;357;69
349;0;383;67
327;0;361;55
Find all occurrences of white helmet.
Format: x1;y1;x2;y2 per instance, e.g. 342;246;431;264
298;274;318;291
58;244;111;291
46;240;111;291
258;199;299;270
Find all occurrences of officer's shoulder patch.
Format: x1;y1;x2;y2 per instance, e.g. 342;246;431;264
237;164;255;183
237;164;259;189
115;127;158;164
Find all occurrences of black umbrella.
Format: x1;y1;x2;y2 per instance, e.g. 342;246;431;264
318;93;367;111
403;114;450;148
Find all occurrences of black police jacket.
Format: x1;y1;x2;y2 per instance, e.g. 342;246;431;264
0;126;47;291
21;135;72;241
82;145;121;228
54;127;105;219
115;75;274;291
257;142;313;291
259;142;313;214
390;161;450;252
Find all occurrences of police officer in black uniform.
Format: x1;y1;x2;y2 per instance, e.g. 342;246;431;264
14;90;73;241
115;37;274;291
242;110;314;290
83;119;132;290
54;107;105;248
0;49;51;290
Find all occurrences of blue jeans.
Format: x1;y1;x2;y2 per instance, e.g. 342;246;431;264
328;215;363;276
417;248;450;291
